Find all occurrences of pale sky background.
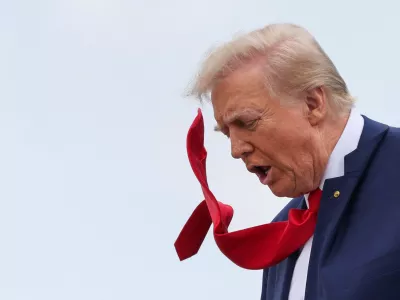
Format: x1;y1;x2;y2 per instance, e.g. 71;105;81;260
1;0;400;299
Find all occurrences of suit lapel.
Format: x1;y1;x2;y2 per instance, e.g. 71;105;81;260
321;116;388;258
304;116;389;299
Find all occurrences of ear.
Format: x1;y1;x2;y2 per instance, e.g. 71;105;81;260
305;86;327;126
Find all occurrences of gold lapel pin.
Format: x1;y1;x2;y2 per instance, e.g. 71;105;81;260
333;190;340;198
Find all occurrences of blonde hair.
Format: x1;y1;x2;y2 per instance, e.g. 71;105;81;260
186;23;355;114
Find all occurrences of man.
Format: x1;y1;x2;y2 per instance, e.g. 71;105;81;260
176;23;400;299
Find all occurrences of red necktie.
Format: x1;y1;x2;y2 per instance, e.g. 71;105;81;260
174;109;322;270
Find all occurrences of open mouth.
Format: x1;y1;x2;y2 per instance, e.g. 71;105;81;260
249;165;271;179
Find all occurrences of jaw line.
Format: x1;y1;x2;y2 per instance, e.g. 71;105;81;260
290;169;298;197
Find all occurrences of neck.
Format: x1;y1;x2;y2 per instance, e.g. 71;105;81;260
312;111;351;189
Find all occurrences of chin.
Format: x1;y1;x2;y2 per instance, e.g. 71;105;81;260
269;186;292;198
269;182;299;198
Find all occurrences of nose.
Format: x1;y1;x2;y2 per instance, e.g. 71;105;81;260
230;134;253;159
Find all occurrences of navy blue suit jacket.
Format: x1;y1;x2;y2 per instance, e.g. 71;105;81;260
261;116;400;300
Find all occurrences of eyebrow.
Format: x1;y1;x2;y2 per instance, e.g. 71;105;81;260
214;108;263;132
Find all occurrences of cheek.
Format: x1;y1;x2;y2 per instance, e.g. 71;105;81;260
257;127;293;155
255;136;290;166
259;133;307;171
254;119;310;163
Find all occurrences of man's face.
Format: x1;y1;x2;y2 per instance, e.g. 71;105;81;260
211;66;323;197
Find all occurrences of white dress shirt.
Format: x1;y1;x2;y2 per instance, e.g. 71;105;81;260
288;109;365;300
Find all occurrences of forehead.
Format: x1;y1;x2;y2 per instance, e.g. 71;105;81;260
211;66;268;122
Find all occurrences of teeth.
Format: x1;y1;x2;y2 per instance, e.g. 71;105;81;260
251;166;271;175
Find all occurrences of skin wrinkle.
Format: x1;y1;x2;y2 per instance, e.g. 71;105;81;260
210;61;349;198
215;107;264;133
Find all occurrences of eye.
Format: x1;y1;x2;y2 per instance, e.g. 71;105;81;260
235;118;258;130
245;119;258;129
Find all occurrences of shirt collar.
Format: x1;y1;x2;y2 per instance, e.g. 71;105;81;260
304;108;364;207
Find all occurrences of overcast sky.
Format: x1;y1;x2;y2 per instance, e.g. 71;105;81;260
1;0;400;299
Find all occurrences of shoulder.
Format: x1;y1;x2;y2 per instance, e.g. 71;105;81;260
363;115;400;148
374;125;400;158
385;126;400;143
359;116;400;165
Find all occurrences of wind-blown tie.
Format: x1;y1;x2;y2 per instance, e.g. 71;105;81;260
174;109;322;270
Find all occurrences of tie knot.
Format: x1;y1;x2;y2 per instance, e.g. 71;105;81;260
308;188;322;212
